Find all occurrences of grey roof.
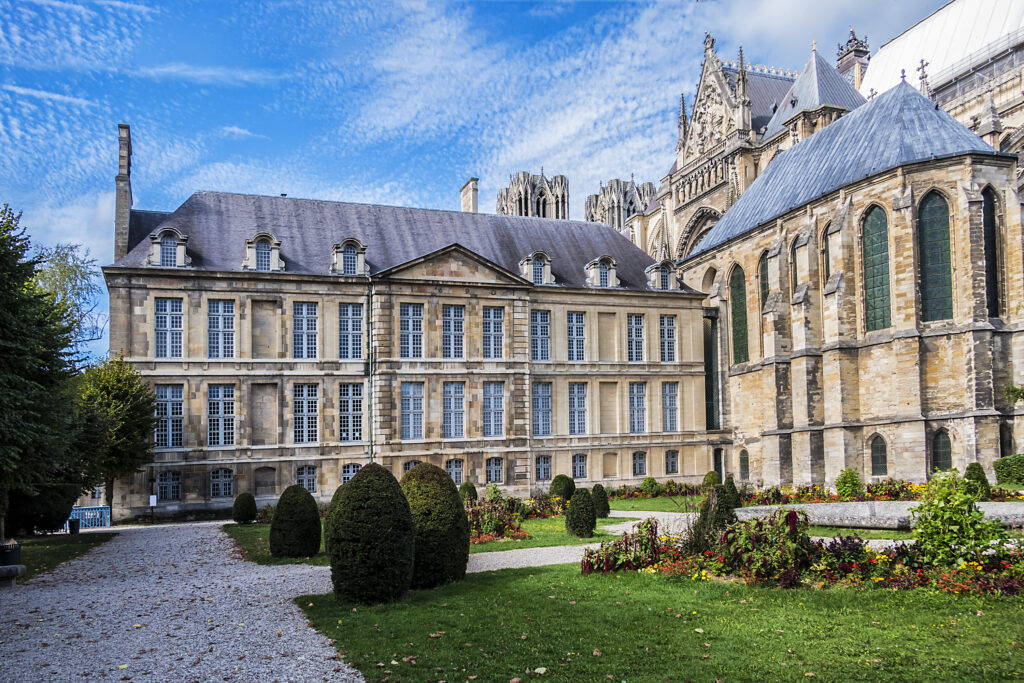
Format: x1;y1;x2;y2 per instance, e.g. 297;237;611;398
685;81;1002;260
761;50;866;141
117;192;689;292
127;209;170;253
722;67;795;134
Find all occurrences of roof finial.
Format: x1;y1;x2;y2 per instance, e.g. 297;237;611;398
900;68;906;81
868;88;877;100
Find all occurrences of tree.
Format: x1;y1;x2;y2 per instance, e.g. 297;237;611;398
80;358;157;509
33;243;106;353
1007;384;1024;405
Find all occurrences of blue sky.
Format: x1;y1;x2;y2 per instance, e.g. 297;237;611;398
1;0;944;355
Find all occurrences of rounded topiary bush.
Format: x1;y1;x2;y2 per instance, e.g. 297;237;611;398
993;453;1024;485
565;489;597;538
459;481;478;503
835;467;865;500
269;485;322;558
640;476;662;498
963;462;992;501
701;470;721;490
550;474;576;501
400;463;470;589
323;484;348;556
232;492;257;524
591;483;610;518
327;463;414;604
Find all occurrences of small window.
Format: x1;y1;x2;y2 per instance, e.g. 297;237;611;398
486;457;503;484
160;236;178;267
297;465;317;492
870;436;887;476
599;261;610;287
341;463;361;483
660;266;671;290
665;450;679;475
210;468;234;498
532;258;545;285
403;460;422;474
932;431;952;473
535;455;551;481
157;471;181;501
757;253;769;308
821;229;831;284
446;459;463;485
342;243;358;275
572;454;587;479
739;449;749;480
91;487;103;500
713;447;724;481
255;240;271;272
790;240;799;297
632;452;647;477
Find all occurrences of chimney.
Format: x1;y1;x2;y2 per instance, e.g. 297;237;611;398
460;177;479;213
114;123;133;262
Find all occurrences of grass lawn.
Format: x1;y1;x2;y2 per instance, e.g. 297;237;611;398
300;563;1024;682
223;522;329;566
18;532;117;582
807;526;915;541
608;495;702;513
469;516;639;554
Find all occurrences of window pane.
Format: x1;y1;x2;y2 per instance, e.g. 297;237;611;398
871;438;887;476
339;303;363;359
918;192;953;322
863;206;891;331
530;310;550;361
932;432;952;472
627;314;644;362
532;382;551;436
659;315;675;362
982;188;1001;317
729;267;748;363
401;382;423;439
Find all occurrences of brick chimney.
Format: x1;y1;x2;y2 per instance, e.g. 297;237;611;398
114;124;133;262
460;177;478;213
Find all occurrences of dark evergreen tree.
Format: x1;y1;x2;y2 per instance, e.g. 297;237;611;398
549;474;576;501
269;485;321;557
565;489;597;537
401;463;470;588
591;483;611;518
232;492;257;524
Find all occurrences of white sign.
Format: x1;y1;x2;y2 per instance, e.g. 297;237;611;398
149;495;157;507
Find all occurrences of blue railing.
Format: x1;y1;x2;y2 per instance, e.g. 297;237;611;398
64;506;111;531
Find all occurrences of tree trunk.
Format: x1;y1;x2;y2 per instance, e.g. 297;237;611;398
104;476;114;512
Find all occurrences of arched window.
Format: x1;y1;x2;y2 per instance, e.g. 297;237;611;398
160;236;178;267
572;454;587;479
297;465;317;492
341;463;361;483
599;261;610;287
403;460;422;474
660;266;671;290
918;191;953;321
210;468;233;498
739;449;749;480
757;253;769;309
255;240;271;272
532;258;545;285
862;206;891;331
157;471;181;501
821;228;831;283
982;187;1001;317
342;243;358;275
446;459;463;485
870;436;887;476
729;266;748;363
713;448;724;481
790;240;799;297
932;431;952;472
486;457;503;483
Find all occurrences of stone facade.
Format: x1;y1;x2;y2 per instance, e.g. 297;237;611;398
584;178;655;232
496;171;569;219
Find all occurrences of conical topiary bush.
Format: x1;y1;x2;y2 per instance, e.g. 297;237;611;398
591;483;611;518
269;485;321;558
401;462;471;589
232;492;257;524
565;489;597;537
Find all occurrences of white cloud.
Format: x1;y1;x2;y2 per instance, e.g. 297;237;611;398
19;191;116;264
137;62;286;85
1;84;94;107
220;125;266;139
89;0;157;14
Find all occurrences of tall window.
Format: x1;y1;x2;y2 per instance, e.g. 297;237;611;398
821;230;831;283
486;457;503;483
297;465;316;493
338;383;363;441
442;382;464;438
482;307;504;359
932;431;952;472
210;469;233;498
983;187;1001;317
665;450;679;475
160;236;178;267
155;298;183;358
399;303;423;358
713;448;724;481
739;449;750;480
532;382;552;436
729;267;748;363
342;243;358;275
293;384;318;443
255;240;271;272
599;261;610;287
531;310;550;361
568;382;587;435
627;313;644;362
659;315;676;362
790;241;799;296
535;455;551;481
338;303;363;359
401;382;423;440
632;452;647;476
293;302;318;359
567;312;585;361
155;385;183;448
446;459;463;485
758;253;769;308
157;471;181;501
660;266;671;290
862;206;891;331
661;382;678;432
870;436;887;476
918;192;953;322
532;258;545;285
629;382;646;433
208;385;235;446
442;305;464;358
483;381;504;437
208;300;235;359
341;463;361;483
572;454;587;479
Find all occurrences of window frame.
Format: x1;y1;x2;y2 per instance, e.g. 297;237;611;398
572;453;587;480
338;382;363;442
482;306;504;359
870;436;887;476
210;468;234;498
341;463;361;483
568;382;587;435
155;297;183;359
632;451;647;477
729;266;748;363
627;313;645;362
567;311;585;361
207;384;235;447
255;239;272;272
160;235;178;267
207;300;235;359
338;303;363;360
486;456;503;484
155;384;184;449
400;382;424;440
292;302;318;359
446;459;464;485
862;205;892;331
293;383;319;444
661;381;678;432
482;381;504;437
530;310;550;361
917;191;954;322
399;303;424;358
442;381;465;439
665;450;679;475
157;471;181;501
659;314;676;362
532;382;552;436
535;455;551;481
442;304;465;359
297;465;317;493
629;381;647;433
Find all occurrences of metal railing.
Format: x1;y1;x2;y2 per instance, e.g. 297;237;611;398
63;506;111;531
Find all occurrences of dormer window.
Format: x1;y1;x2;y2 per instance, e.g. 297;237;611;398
520;251;552;285
242;233;284;272
660;268;670;290
255;240;271;272
331;239;367;276
585;256;618;288
148;228;189;268
599;262;610;287
160;236;178;267
645;261;677;290
532;259;544;285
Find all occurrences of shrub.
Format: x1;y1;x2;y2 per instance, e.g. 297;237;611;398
565;489;597;537
550;474;576;501
459;481;478;503
722;475;741;510
686;484;737;555
466;498;524;538
400;463;470;589
232;492;257;524
835;467;865;500
701;470;720;490
269;485;322;558
327;463;414;604
581;518;659;574
720;509;816;587
639;476;662;498
994;453;1024;485
484;482;503;502
323;484;347;556
911;470;1007;566
5;484;79;535
591;483;610;518
255;503;275;524
964;463;992;501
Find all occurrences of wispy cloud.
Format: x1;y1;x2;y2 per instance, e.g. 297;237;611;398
2;84;94;107
220;125;266;140
137;62;286;85
90;0;157;14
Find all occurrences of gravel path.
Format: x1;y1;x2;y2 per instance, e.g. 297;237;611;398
0;523;360;682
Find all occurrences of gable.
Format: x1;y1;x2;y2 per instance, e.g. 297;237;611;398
685;60;737;162
382;245;528;286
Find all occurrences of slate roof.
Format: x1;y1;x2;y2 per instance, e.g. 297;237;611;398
722;67;795;134
117;191;688;292
685;81;1003;260
761;50;866;141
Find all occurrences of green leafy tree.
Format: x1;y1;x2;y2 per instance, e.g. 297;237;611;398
80;358;157;509
33;243;106;352
1006;384;1024;405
